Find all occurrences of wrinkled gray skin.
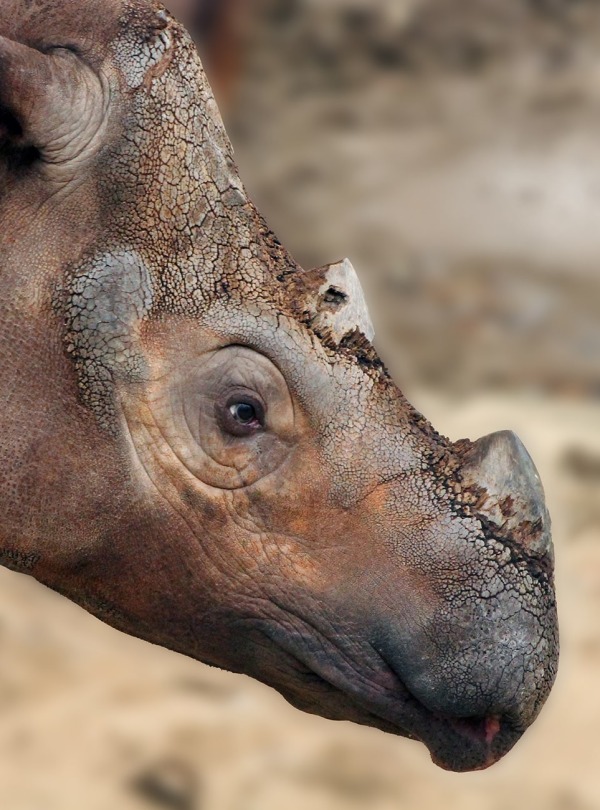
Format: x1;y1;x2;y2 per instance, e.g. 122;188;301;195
0;0;558;772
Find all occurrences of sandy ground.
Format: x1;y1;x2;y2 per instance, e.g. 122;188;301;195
0;393;598;810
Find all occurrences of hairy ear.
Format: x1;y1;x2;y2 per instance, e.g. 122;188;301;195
0;35;105;164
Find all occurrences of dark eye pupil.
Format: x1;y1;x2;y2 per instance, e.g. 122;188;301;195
230;402;256;424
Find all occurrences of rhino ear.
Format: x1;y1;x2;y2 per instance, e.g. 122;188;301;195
0;35;96;158
309;258;375;343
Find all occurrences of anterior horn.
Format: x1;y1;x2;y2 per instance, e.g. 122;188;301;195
460;430;552;558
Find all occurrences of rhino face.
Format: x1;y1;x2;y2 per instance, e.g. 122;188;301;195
0;0;558;773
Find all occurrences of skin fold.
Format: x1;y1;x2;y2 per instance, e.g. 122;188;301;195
0;0;558;772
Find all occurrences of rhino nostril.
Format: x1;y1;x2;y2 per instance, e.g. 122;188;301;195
459;430;552;558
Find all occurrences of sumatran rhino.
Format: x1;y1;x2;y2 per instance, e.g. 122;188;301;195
0;0;558;773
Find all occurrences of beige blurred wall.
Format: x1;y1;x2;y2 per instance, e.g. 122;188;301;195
230;0;600;396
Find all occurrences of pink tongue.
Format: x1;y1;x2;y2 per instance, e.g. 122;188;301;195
485;716;501;744
446;714;502;746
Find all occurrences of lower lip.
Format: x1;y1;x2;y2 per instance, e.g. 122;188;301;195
426;714;504;771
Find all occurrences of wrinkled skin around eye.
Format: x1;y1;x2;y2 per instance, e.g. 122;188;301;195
137;345;299;491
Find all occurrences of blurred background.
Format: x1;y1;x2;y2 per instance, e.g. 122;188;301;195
1;1;600;807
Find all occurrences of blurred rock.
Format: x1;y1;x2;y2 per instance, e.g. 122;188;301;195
130;759;199;810
560;445;600;539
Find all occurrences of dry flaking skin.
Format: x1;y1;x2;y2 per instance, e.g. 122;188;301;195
0;0;558;773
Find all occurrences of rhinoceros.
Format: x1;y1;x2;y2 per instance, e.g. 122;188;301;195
0;0;557;773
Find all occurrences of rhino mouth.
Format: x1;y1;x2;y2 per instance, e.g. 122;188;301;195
286;661;514;773
248;623;522;773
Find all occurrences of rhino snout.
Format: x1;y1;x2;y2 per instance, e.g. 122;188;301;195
460;430;552;559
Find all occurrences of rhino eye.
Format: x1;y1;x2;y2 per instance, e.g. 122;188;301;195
230;402;257;424
217;393;265;437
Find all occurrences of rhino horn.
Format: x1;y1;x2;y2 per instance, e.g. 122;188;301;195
307;258;375;343
460;430;552;558
0;36;104;156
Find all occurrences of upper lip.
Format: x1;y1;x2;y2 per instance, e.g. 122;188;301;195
361;663;516;772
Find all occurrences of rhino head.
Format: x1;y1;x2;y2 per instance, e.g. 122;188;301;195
0;0;557;772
